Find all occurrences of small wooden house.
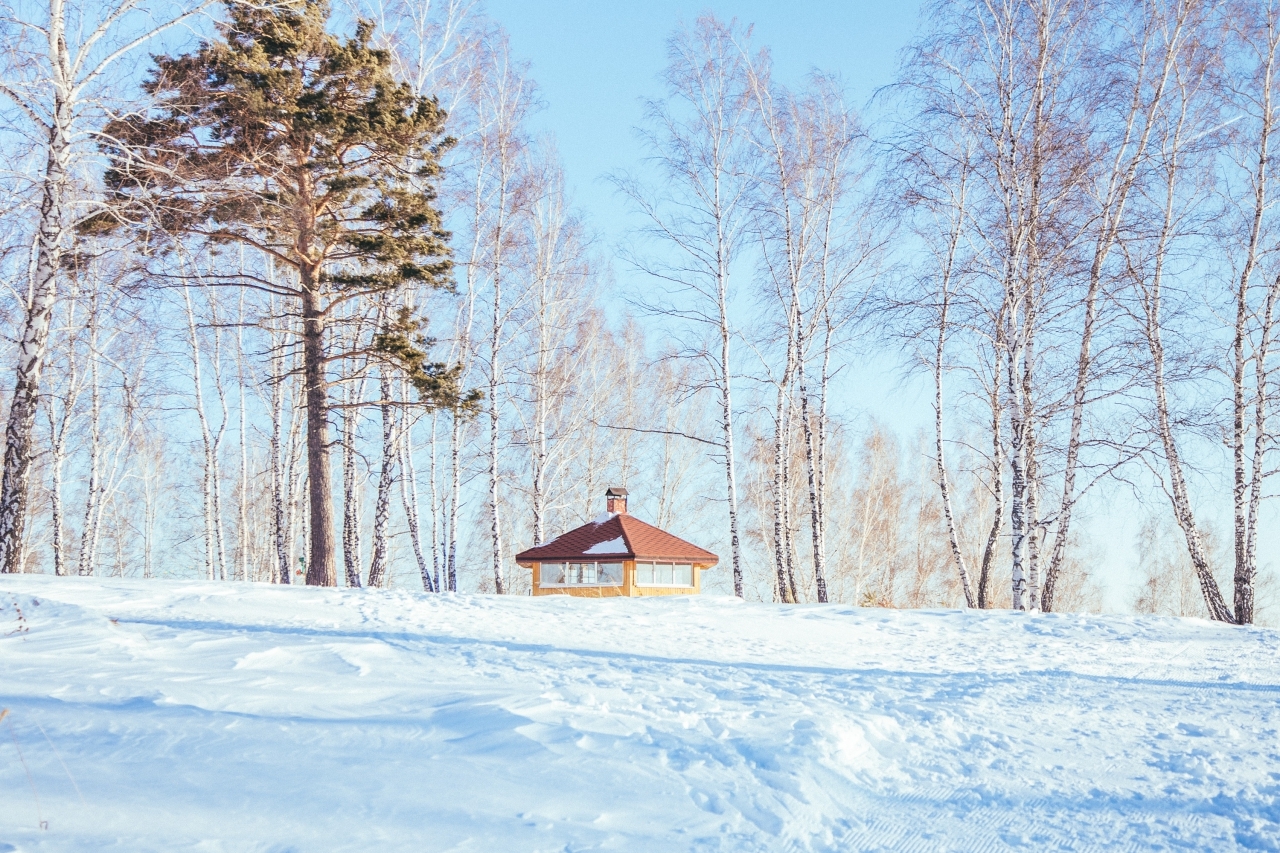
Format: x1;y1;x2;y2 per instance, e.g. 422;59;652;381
515;488;718;597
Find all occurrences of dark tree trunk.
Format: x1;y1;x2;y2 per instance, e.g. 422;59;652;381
303;286;336;587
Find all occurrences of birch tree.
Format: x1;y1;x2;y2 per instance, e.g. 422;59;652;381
617;14;755;597
0;0;208;573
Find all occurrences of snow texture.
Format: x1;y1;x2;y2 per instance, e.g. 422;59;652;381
590;511;616;525
582;536;627;555
1;576;1279;852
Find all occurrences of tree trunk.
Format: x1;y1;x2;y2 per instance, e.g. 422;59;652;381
44;305;80;578
76;310;102;578
1007;311;1027;611
771;379;793;603
428;411;441;593
1232;30;1275;625
184;287;225;581
1143;124;1234;623
488;348;505;594
935;290;976;608
341;381;363;589
1023;327;1041;611
236;294;250;581
270;325;291;585
400;405;435;593
48;403;66;576
368;373;396;588
0;87;70;574
445;409;462;592
977;352;1004;610
797;360;827;602
302;287;337;587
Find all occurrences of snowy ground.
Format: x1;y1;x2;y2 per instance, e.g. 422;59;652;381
0;577;1278;852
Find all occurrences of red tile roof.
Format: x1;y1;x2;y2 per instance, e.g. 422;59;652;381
515;513;718;565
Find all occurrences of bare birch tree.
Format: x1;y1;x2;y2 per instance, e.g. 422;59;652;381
0;0;208;573
617;14;755;597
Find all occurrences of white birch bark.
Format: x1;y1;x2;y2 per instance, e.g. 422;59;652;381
75;298;101;577
182;284;227;581
269;312;291;585
236;290;250;582
1229;7;1279;626
399;403;435;592
934;272;976;608
341;377;364;589
0;2;71;573
367;372;396;588
43;286;81;577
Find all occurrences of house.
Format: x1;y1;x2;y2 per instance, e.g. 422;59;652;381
515;488;718;597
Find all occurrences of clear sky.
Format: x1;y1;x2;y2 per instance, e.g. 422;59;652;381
483;0;924;253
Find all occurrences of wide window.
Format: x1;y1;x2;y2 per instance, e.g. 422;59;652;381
539;561;622;587
635;562;694;587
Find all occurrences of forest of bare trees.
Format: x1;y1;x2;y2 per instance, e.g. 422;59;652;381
0;0;1276;626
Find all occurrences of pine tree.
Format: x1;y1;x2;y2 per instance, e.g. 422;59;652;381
90;0;471;586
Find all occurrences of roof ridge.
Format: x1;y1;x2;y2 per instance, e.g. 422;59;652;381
615;514;634;554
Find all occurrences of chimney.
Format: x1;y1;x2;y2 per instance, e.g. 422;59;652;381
605;487;628;515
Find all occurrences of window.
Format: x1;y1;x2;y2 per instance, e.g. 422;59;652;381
635;562;694;587
539;561;621;587
541;563;565;585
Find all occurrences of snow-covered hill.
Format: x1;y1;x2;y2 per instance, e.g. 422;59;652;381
0;576;1277;852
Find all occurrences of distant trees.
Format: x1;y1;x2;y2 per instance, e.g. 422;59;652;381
0;0;1276;625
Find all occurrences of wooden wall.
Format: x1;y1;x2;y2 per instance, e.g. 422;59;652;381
522;560;708;597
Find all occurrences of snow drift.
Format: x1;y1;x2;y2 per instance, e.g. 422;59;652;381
1;576;1277;852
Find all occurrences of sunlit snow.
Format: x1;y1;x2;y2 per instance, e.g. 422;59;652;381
1;576;1277;852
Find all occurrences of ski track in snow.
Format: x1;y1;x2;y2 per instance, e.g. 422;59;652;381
0;577;1277;852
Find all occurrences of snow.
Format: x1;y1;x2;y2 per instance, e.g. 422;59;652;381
590;511;616;525
1;576;1278;852
582;536;626;555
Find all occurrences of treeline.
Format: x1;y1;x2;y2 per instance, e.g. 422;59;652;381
0;0;1274;625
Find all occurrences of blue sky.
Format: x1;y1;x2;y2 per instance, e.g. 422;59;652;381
480;0;934;429
483;0;924;254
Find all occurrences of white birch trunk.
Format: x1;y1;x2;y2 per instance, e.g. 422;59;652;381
367;373;396;588
341;379;363;589
399;403;435;592
76;304;101;577
0;2;72;573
